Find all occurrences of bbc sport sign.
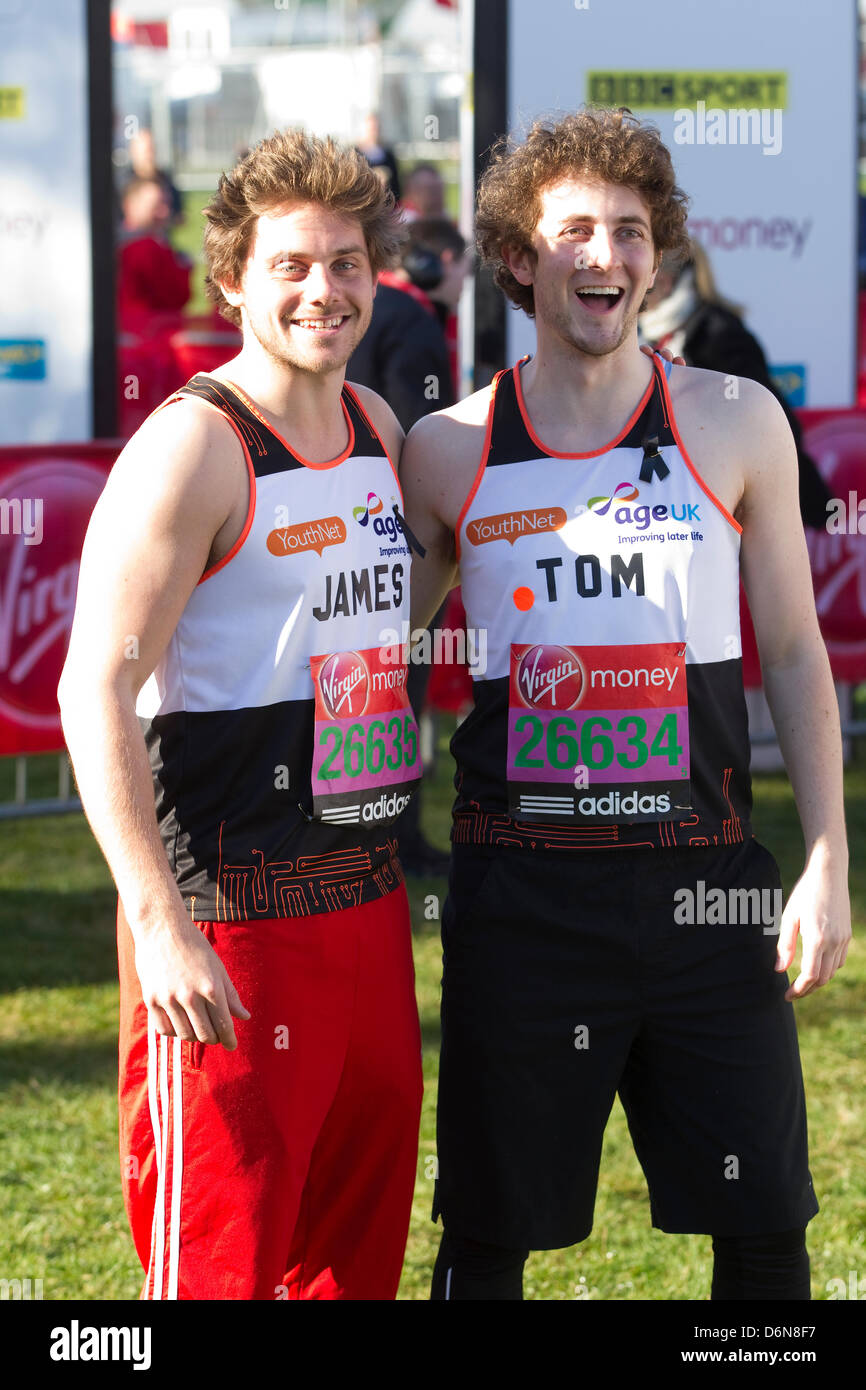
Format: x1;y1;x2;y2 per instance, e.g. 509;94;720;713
506;0;857;407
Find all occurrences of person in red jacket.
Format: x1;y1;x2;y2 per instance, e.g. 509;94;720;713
117;177;191;335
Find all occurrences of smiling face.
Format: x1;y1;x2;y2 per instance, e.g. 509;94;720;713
506;178;659;359
220;202;376;375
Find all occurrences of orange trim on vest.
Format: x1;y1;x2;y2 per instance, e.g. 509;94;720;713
654;352;743;536
454;370;503;564
209;377;356;471
152;390;258;586
342;380;401;494
513;356;656;460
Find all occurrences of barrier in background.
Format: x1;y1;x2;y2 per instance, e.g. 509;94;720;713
0;444;120;765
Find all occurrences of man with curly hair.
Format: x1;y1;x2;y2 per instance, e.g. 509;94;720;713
401;107;850;1300
59;130;424;1300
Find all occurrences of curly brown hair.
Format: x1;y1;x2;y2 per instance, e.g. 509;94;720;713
203;129;407;326
476;108;690;317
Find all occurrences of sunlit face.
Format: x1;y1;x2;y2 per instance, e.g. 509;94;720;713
508;178;659;358
221;202;376;375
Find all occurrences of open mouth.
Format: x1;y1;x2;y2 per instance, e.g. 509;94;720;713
291;315;349;333
575;287;624;315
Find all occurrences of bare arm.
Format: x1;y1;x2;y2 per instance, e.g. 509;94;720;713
399;410;479;632
738;386;850;998
58;403;251;1046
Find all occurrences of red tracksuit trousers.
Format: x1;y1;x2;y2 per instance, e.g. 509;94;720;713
117;885;423;1300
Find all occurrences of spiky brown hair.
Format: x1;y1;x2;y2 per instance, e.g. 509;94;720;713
203;129;407;325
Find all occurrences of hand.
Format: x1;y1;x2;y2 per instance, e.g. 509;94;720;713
775;860;851;1000
640;343;686;367
134;911;251;1048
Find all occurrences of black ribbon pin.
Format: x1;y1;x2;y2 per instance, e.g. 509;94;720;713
639;435;670;484
392;504;427;559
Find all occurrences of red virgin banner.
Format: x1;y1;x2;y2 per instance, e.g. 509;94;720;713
801;410;866;682
741;408;866;687
0;444;120;755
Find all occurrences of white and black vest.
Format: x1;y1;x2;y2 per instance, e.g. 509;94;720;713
452;352;752;852
137;374;420;920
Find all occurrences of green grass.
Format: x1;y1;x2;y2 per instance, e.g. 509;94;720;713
1;735;863;1300
173;190;217;318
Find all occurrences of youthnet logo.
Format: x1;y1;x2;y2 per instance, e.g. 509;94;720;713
580;481;700;530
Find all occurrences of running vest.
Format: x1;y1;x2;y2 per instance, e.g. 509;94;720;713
452;353;752;852
136;374;421;920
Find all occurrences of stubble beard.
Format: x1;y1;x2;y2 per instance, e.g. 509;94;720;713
540;282;641;360
244;302;372;376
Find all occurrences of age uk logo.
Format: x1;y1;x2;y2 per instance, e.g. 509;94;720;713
352;492;384;526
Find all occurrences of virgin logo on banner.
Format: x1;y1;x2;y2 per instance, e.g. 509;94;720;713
801;410;866;683
741;408;866;687
0;445;118;755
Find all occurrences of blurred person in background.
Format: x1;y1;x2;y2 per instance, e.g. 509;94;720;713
349;218;468;424
401;163;447;222
121;127;184;227
405;218;472;397
356;111;401;200
116;177;192;335
639;239;830;529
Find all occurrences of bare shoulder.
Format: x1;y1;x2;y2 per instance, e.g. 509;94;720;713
106;394;245;507
412;381;494;439
344;380;404;461
668;362;787;436
665;363;793;519
400;383;495;532
400;380;492;472
87;394;250;584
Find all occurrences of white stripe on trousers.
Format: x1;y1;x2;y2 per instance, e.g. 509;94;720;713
145;1030;184;1300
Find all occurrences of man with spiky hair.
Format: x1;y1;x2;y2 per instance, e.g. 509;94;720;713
401;108;850;1300
59;130;424;1300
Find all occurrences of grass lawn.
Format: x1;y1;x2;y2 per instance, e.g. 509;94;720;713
0;736;863;1301
173;190;219;318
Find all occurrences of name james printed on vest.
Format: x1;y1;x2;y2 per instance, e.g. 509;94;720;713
312;562;404;622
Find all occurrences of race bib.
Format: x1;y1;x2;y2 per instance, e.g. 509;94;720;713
507;642;691;823
310;645;421;827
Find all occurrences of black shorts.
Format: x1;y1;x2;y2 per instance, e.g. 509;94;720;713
433;838;818;1249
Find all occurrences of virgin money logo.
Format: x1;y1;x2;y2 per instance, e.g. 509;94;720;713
516;645;584;710
319;650;369;719
0;460;106;728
